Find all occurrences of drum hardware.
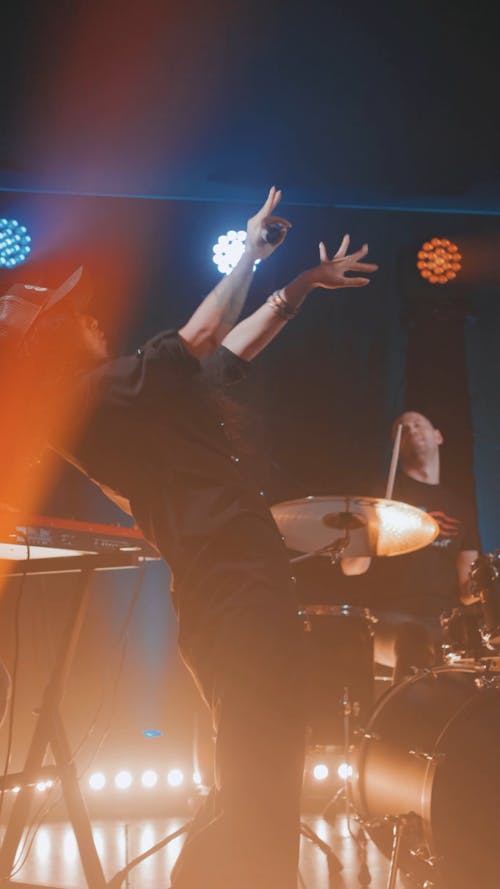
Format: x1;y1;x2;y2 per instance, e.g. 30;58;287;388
355;728;381;742
478;627;498;650
419;667;438;678
386;815;411;889
408;750;445;763
473;667;500;689
470;551;500;648
387;817;405;889
297;603;377;882
320;685;376;887
383;813;438;889
299;821;344;878
353;665;500;889
298;606;376;877
408;846;433;862
300;604;375;748
440;605;487;659
290;527;352;566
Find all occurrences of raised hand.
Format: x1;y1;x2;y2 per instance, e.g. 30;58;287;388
245;186;292;260
311;235;378;289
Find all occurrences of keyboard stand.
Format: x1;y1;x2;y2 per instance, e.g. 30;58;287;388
0;553;143;889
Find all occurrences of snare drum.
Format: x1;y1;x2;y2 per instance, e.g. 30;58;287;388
353;664;500;888
471;551;500;648
299;604;375;747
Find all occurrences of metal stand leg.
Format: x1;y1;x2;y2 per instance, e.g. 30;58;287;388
0;569;107;889
107;821;192;889
386;817;406;889
300;819;344;887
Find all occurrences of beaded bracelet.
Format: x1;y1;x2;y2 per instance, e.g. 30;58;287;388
266;290;299;320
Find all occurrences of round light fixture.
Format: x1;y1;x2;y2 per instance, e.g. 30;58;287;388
417;238;461;284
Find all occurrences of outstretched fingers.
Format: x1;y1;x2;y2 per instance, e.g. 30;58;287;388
348;243;369;262
342;276;372;287
319;241;330;262
349;261;379;273
261;186;282;216
334;234;350;259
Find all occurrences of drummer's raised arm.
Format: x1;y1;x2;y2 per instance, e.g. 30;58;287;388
341;556;372;576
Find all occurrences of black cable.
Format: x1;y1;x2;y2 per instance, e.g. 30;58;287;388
73;559;146;773
9;783;62;878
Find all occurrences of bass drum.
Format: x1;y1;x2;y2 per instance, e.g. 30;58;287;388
353;665;500;889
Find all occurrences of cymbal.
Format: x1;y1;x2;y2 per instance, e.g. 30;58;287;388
271;495;439;557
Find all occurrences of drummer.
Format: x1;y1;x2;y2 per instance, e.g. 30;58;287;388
342;411;480;683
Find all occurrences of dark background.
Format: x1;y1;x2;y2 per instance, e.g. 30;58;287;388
0;0;499;793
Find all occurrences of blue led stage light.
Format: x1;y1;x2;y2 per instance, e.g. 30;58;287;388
0;218;31;268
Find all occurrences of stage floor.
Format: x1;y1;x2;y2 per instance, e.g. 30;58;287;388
3;813;414;889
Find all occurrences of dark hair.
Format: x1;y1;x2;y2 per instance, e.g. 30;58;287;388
23;307;92;380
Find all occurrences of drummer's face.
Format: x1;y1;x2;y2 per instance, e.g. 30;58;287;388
393;412;443;462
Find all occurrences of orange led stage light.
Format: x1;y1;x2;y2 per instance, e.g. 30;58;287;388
417;238;462;284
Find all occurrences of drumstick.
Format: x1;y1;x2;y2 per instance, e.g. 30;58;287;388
385;423;403;500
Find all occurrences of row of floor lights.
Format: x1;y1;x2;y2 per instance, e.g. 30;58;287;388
87;769;203;791
311;763;353;782
11;766;347;792
8;772;202;795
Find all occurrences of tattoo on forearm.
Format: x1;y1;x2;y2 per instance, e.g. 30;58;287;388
212;273;253;329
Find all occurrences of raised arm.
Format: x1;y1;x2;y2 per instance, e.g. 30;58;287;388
222;236;377;361
179;187;291;357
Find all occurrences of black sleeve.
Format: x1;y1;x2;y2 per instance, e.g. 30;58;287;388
460;504;481;552
139;330;200;381
200;345;250;388
85;330;201;405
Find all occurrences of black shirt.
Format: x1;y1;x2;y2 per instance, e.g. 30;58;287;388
63;330;281;590
367;473;480;617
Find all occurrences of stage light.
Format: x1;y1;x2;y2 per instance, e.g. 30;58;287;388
36;781;48;792
141;769;158;788
212;230;262;275
114;770;133;790
417;238;461;284
167;768;184;788
0;218;31;268
12;786;20;794
212;230;247;275
192;770;202;786
89;772;106;791
312;764;329;781
143;729;162;738
338;762;353;780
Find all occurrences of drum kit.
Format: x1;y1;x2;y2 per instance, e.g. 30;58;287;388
272;494;500;889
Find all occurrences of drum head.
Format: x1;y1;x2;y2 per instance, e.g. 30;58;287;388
354;667;500;888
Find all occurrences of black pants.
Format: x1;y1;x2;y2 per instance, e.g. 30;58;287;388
170;518;307;889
